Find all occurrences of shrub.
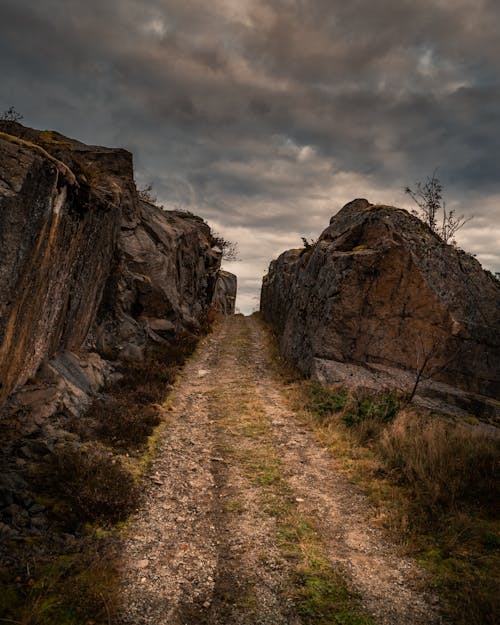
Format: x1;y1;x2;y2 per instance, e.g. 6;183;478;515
305;383;348;421
92;397;161;449
47;443;138;524
342;393;401;427
1;105;23;121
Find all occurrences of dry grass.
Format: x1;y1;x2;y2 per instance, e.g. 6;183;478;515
294;384;500;625
379;409;499;513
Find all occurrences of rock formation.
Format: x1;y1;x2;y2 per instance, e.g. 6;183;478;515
0;121;236;417
213;270;238;315
261;199;500;409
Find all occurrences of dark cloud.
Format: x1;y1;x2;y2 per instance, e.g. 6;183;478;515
1;0;499;311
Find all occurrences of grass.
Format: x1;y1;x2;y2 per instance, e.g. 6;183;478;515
286;379;500;625
0;536;120;625
209;379;375;625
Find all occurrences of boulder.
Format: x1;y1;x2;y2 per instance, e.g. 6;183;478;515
212;270;237;315
261;199;500;403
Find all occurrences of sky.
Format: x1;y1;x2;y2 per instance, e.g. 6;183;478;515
1;0;499;313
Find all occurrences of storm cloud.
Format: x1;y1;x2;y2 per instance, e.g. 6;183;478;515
1;0;499;311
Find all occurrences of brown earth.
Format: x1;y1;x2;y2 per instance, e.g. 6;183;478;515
117;315;444;625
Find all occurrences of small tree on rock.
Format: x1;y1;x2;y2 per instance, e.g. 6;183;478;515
212;233;239;261
405;172;472;245
1;106;23;122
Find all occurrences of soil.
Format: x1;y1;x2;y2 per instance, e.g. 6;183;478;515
117;315;443;625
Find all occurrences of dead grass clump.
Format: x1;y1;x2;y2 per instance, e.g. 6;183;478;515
88;396;161;449
47;443;138;525
378;410;500;512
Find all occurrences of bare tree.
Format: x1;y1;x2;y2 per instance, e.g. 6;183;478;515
405;172;472;244
1;106;23;122
407;335;441;403
212;233;239;261
406;333;461;404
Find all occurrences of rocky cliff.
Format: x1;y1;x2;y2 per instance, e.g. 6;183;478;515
0;121;236;416
261;199;500;407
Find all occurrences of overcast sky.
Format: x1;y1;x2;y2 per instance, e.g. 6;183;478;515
1;0;499;312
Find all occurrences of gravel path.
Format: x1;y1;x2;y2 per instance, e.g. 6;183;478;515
117;315;443;625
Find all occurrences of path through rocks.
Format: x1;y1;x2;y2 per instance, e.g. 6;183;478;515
117;315;443;625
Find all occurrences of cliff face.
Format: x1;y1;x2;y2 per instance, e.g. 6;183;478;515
261;199;500;402
0;122;235;413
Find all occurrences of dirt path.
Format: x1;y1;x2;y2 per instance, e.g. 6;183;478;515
117;315;443;625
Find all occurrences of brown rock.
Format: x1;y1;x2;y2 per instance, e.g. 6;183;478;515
261;199;500;401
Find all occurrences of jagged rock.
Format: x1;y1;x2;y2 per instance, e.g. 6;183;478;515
261;199;500;404
0;123;128;404
0;122;234;418
213;270;237;315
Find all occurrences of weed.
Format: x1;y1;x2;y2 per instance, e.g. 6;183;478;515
224;499;245;513
293;565;374;625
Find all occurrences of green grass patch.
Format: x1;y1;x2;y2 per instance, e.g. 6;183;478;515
342;393;400;427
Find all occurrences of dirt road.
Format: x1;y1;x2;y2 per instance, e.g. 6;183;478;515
117;315;442;625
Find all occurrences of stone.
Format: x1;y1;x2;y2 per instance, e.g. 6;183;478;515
261;199;500;402
212;270;237;315
0;121;236;422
